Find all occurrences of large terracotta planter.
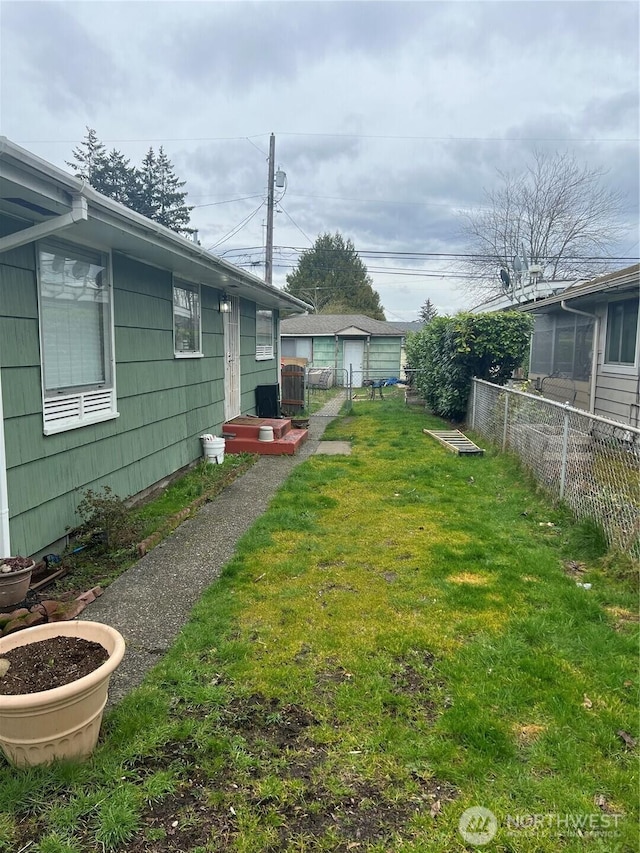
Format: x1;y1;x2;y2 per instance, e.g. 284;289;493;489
0;621;125;767
0;559;35;608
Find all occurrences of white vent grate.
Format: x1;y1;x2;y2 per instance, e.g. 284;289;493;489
256;345;274;360
44;389;117;434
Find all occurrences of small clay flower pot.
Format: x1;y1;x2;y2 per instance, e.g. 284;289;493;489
0;558;35;609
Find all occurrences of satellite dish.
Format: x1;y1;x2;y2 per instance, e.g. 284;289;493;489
513;256;522;272
499;268;511;291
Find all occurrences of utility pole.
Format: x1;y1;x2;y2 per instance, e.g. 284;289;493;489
265;133;276;285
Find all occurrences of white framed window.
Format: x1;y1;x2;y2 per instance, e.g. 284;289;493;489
38;240;118;435
256;309;274;360
604;296;639;369
530;313;594;381
281;337;313;360
173;279;202;357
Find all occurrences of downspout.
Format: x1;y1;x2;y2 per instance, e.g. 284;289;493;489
560;300;599;414
0;193;88;556
0;366;9;555
0;194;88;255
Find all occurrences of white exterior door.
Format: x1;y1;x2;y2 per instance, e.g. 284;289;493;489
343;339;365;387
223;296;241;421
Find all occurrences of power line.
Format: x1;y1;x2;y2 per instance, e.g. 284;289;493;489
191;194;264;209
272;246;640;262
287;192;455;209
277;205;314;246
206;200;266;251
18;130;639;146
273;131;639;144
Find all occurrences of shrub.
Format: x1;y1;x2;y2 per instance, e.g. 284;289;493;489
76;486;142;553
406;312;533;420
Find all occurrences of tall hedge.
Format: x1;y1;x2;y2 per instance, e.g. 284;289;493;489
405;312;533;421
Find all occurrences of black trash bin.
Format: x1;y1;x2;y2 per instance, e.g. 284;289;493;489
255;384;281;418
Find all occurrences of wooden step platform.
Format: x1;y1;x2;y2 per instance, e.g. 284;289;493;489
223;416;308;456
423;429;485;455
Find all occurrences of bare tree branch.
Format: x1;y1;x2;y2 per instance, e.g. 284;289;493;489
458;150;628;300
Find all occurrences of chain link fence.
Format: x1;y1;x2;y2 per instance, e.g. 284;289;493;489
305;368;352;415
469;379;640;559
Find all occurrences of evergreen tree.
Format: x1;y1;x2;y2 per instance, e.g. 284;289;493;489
137;146;194;235
284;232;384;320
94;149;141;208
137;147;160;221
419;298;438;324
68;131;194;236
66;127;107;184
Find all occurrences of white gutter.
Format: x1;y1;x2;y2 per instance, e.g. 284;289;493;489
561;299;599;414
0;194;88;255
1;137;311;312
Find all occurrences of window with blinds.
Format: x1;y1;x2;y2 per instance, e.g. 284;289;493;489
38;242;118;434
256;309;274;360
173;280;202;356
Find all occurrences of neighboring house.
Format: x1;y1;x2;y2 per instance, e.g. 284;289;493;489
387;320;424;374
280;314;407;386
0;138;309;558
519;265;640;426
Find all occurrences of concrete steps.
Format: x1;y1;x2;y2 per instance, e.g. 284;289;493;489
222;416;308;456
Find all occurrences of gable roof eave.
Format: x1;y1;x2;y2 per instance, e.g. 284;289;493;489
516;264;640;314
0;136;312;314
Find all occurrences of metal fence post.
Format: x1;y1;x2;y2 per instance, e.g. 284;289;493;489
502;391;509;451
345;369;353;412
471;379;477;430
559;405;570;500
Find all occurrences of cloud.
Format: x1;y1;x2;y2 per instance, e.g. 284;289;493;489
1;0;636;321
1;2;124;116
164;1;429;90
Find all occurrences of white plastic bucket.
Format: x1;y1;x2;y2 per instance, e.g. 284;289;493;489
258;425;275;442
201;434;225;464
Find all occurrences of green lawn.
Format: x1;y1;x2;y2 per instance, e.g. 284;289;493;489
1;394;637;852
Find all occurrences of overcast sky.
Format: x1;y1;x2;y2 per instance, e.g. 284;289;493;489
1;0;638;319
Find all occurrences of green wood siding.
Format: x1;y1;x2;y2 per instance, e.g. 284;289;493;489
239;299;279;413
1;223;279;556
309;338;337;369
366;337;403;376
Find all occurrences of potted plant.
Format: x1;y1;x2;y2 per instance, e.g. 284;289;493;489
0;620;125;767
290;411;310;430
0;557;36;609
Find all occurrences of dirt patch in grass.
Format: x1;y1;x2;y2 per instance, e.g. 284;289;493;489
275;778;430;849
314;663;354;701
128;786;234;853
122;773;457;853
113;689;458;853
223;694;317;749
129;738;211;776
386;651;443;721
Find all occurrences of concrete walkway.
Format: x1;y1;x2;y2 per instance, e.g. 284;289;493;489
86;391;349;705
